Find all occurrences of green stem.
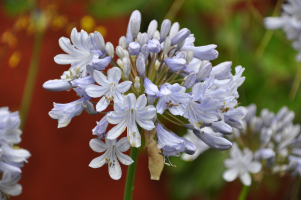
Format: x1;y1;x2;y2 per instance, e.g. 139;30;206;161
19;31;43;129
238;185;250;200
123;129;140;200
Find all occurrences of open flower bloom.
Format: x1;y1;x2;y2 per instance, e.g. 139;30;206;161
223;143;262;186
44;10;247;180
106;94;156;147
85;67;132;112
89;137;133;180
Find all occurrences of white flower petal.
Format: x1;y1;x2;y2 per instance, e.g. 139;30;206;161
107;111;127;124
136;118;155;130
239;172;251;186
116;149;134;165
116;137;131;152
107;119;127;139
108;154;122;180
86;85;109;98
247;162;262;174
59;37;84;56
89;138;109;152
124;93;137;109
93;70;110;86
117;81;132;93
108;67;122;84
96;96;110;112
54;54;83;64
89;151;108;168
135;94;147;110
223;168;238;182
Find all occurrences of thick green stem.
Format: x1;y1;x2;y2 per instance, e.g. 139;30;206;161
19;31;43;129
123;135;140;200
238;185;250;200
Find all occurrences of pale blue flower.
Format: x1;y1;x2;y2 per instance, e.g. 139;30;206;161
106;94;156;147
223;143;262;186
89;137;133;180
156;124;196;164
144;78;190;115
85;67;132;112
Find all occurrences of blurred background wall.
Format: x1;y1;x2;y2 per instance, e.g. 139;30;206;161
0;0;300;199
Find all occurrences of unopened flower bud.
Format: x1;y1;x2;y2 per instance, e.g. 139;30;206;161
176;39;186;50
128;42;140;55
147;20;158;39
182;72;196;89
154;60;160;70
116;46;124;59
176;52;185;59
136;53;145;77
169;22;180;39
134;82;140;91
153;30;160;40
136;32;141;42
43;79;72;92
117;59;123;69
140;33;149;47
123;49;129;58
94;31;106;53
131;19;140;39
141;44;149;59
148;39;161;53
186;50;194;64
134;76;140;91
163;36;171;55
122;57;131;79
160;19;171;43
84;101;97;115
106;42;114;57
171;28;190;46
119;36;127;49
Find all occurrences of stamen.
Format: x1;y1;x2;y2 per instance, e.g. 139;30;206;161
166;100;179;108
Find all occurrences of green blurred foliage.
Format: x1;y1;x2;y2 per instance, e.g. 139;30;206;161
167;149;228;199
3;0;34;16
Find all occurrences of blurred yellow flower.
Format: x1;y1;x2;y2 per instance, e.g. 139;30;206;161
9;51;22;68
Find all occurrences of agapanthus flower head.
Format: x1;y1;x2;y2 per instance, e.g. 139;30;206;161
44;10;246;180
0;107;31;197
227;105;301;183
264;0;301;61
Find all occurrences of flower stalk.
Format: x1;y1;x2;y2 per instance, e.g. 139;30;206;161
123;132;140;200
238;185;249;200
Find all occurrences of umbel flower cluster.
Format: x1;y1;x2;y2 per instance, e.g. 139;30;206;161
43;10;246;180
182;104;301;186
0;107;31;198
264;0;301;61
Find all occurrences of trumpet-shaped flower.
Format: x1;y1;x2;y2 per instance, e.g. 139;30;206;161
223;143;262;186
89;137;133;180
106;94;156;147
85;67;132;112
